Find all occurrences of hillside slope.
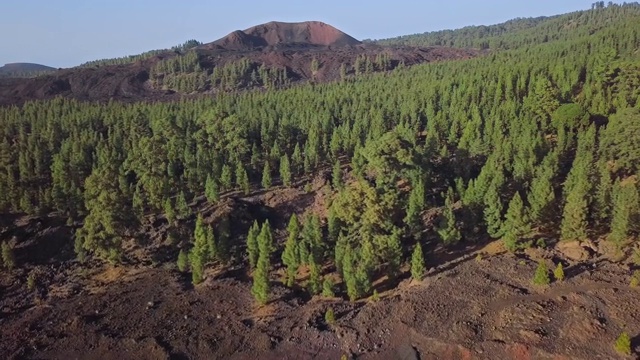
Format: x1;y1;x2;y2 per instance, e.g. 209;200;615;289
375;2;640;49
1;4;640;359
0;22;476;106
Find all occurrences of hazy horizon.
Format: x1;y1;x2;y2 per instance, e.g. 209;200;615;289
0;0;618;68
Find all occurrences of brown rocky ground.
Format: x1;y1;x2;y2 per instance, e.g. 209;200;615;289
1;181;639;360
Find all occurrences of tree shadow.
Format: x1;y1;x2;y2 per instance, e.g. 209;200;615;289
273;284;312;304
7;215;76;266
174;271;194;291
631;333;640;355
423;240;487;277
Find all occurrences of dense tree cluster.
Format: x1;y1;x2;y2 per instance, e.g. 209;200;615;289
150;55;292;93
0;5;639;302
80;39;202;68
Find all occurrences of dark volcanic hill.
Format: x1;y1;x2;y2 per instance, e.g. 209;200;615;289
0;63;56;78
212;21;362;49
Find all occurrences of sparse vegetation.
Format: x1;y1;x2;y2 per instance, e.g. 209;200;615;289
372;289;380;302
533;261;550;286
554;263;565;282
1;241;15;270
631;271;640;288
27;271;37;291
614;331;632;356
325;308;336;325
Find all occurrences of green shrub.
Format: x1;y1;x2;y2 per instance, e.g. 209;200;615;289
177;249;189;272
325;308;336;325
27;271;37;291
614;331;631;355
1;241;15;270
532;261;550;285
553;263;565;282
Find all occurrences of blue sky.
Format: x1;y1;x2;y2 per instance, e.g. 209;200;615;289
1;0;608;68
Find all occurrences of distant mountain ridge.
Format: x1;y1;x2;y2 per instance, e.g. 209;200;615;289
0;63;56;78
212;21;362;49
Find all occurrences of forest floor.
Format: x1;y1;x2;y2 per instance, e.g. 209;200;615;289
1;184;640;359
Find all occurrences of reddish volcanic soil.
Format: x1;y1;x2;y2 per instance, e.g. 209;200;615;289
1;183;640;360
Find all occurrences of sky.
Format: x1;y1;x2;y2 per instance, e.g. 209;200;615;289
0;0;610;68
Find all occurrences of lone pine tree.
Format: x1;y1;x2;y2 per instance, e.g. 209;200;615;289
532;261;550;285
282;214;300;287
553;263;565;282
410;243;425;280
252;221;273;304
190;215;209;284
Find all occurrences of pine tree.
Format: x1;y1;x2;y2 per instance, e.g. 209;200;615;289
1;241;15;270
307;254;322;295
527;163;556;226
194;214;206;250
355;259;372;298
322;277;335;297
205;174;219;203
553;262;565;282
164;198;176;225
532;261;550;285
560;181;589;242
280;154;292;187
327;205;341;243
190;215;209;284
501;192;531;252
386;231;403;280
342;246;359;301
175;191;190;219
334;233;347;276
220;164;232;191
302;214;323;263
206;225;217;260
261;162;272;189
252;221;273;304
236;163;250;195
437;188;461;245
177;249;189;272
332;160;343;190
410;243;425;280
593;159;612;225
483;182;504;239
404;179;425;236
282;214;300;287
292;143;303;176
246;221;260;269
609;180;639;249
560;132;594;242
